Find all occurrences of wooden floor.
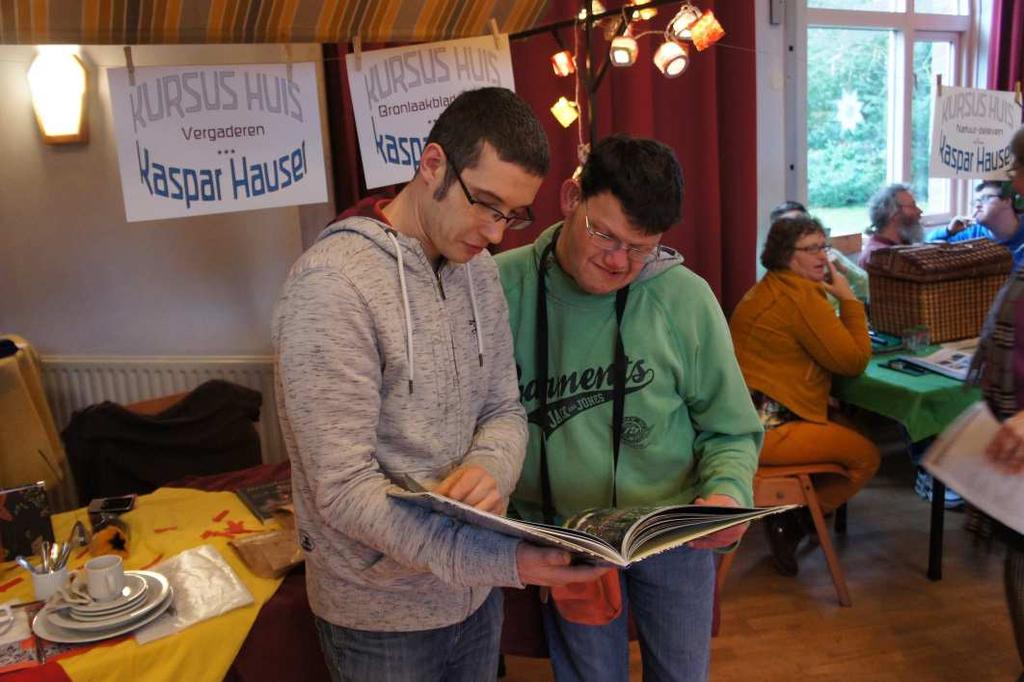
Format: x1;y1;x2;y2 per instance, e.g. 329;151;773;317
502;455;1020;681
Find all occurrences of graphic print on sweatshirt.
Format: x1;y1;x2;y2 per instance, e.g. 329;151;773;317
518;357;655;447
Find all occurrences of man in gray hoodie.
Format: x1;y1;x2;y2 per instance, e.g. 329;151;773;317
272;87;608;682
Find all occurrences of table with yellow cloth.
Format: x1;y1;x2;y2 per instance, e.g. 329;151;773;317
0;487;284;682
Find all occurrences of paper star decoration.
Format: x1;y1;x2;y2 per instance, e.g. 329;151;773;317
836;90;864;133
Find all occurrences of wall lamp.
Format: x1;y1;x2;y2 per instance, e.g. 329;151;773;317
26;46;88;145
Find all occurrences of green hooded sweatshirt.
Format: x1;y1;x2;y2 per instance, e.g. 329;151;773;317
497;224;763;524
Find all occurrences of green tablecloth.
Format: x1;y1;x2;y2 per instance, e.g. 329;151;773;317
833;354;981;442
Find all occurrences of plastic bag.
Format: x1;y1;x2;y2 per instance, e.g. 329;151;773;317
135;544;253;644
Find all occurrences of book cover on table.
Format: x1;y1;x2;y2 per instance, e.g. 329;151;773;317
235;479;292;522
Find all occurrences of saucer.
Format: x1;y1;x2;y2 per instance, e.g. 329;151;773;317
32;587;173;644
44;572;170;632
69;573;148;615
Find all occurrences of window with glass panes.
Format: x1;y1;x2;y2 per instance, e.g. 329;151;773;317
796;1;975;235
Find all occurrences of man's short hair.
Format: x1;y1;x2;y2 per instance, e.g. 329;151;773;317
866;183;912;234
426;87;550;199
769;201;808;223
579;134;683;235
761;215;827;271
976;180;1010;198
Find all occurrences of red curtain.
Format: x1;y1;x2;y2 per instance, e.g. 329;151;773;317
322;1;758;312
988;0;1024;92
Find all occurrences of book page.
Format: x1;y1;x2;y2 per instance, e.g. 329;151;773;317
563;507;661;551
389;490;626;565
923;401;1024;534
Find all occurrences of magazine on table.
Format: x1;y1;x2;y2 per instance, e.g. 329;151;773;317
234;479;292;522
923;401;1024;535
389;487;794;568
897;338;978;381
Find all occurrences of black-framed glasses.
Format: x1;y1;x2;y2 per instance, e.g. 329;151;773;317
975;193;1003;205
793;242;831;255
583;206;659;263
444;150;534;231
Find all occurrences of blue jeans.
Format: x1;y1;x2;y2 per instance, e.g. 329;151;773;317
541;547;715;682
314;588;503;682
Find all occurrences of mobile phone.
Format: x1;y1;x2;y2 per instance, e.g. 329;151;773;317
883;359;927;376
823;257;835;284
87;494;137;515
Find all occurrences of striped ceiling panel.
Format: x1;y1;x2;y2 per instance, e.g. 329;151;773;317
0;0;550;45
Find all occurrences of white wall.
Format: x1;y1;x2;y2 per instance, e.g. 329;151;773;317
755;1;791;278
0;44;333;356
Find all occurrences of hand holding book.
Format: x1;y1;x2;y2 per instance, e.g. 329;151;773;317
685;494;748;549
516;544;612;587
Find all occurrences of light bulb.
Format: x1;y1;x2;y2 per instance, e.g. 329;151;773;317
609;36;638;67
653;40;689;78
550;97;580;128
27;46;88;144
550;50;576;77
668;5;702;41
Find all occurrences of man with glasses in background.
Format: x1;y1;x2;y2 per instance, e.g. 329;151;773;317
858;183;925;268
926;180;1024;269
496;135;762;682
273;87;608;682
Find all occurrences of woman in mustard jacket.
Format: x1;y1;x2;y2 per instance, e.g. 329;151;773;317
729;214;880;576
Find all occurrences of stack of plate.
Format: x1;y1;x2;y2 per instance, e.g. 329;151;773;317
32;570;174;644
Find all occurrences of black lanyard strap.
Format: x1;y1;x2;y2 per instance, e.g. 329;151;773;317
536;227;630;523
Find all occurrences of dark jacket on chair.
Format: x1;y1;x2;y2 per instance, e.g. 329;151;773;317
62;380;262;502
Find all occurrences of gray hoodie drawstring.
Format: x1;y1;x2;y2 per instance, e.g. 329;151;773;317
465;262;485;367
385;229;415;393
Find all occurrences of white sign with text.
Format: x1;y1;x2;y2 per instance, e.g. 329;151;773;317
108;62;327;222
929;85;1020;179
346;34;516;189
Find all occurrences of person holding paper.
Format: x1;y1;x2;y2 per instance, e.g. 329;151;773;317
730;214;880;576
970;124;1024;682
273;88;607;682
497;135;762;682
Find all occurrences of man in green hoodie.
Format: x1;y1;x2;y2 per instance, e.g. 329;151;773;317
497;135;763;682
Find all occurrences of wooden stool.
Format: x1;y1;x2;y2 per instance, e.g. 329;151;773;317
717;464;852;607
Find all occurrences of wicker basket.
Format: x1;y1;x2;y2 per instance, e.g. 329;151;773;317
866;238;1012;343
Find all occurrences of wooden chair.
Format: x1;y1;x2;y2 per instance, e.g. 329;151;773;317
717;464;853;607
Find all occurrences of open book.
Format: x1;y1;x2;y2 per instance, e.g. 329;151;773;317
923;401;1024;534
897;338;977;381
390;489;794;568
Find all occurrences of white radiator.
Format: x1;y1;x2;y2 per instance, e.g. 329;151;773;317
39;356;286;465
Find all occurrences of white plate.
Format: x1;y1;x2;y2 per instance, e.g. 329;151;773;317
69;573;148;615
32;588;173;644
44;572;170;632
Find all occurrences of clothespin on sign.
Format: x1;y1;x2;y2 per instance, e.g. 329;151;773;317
352;35;362;71
489;18;501;49
124;46;135;86
936;73;942;99
283;44;293;82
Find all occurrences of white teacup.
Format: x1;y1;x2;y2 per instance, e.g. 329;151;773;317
31;567;69;602
85;555;125;602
